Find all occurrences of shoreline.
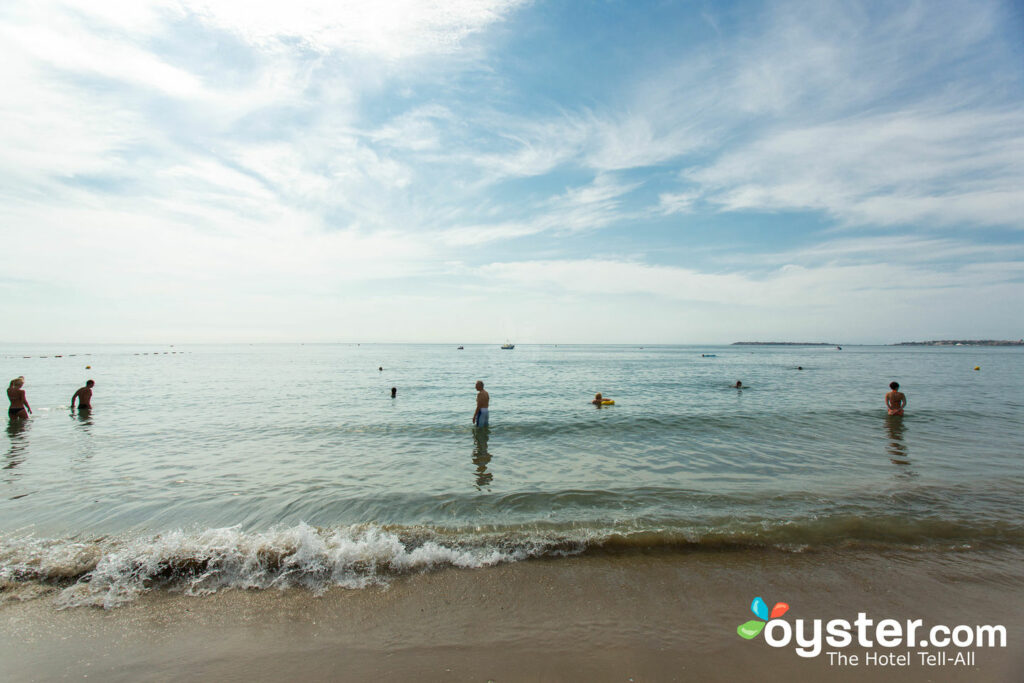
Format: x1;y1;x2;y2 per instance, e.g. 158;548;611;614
3;548;1022;681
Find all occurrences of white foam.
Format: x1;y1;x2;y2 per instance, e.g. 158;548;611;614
0;523;541;609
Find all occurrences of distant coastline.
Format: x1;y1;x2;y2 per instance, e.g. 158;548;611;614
731;342;837;346
893;340;1024;346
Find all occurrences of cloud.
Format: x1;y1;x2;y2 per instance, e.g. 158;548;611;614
179;0;527;58
687;108;1024;228
466;0;1023;231
466;255;1024;343
478;257;1024;309
734;235;1024;269
3;22;202;98
367;105;452;152
658;191;699;215
1;0;1022;343
437;174;641;246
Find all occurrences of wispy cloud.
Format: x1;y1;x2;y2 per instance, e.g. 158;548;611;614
1;0;1021;342
688;108;1024;228
732;235;1024;268
476;256;1024;342
658;191;699;215
179;0;527;58
465;1;1023;230
437;174;641;245
479;257;1024;307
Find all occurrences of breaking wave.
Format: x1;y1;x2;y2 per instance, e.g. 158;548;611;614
2;515;1022;608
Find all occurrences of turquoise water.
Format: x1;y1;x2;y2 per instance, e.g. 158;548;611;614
2;344;1023;605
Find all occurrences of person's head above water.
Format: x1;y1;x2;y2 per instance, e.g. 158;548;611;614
890;381;899;390
390;386;396;397
86;380;94;387
11;377;24;388
734;381;742;387
595;392;602;400
476;380;484;390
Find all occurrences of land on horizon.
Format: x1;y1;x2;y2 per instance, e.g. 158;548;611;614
894;339;1024;346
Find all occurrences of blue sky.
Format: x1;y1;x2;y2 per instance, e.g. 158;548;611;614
2;0;1022;343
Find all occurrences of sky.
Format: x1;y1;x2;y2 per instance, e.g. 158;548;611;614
1;0;1022;344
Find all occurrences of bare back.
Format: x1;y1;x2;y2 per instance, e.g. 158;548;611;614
8;387;26;410
73;387;93;408
477;389;490;409
886;390;906;412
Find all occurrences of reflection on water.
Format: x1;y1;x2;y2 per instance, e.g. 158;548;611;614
885;414;913;470
73;408;93;427
472;428;493;490
5;418;31;474
71;408;95;461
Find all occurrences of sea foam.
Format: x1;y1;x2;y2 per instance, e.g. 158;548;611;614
2;514;1021;609
2;523;568;609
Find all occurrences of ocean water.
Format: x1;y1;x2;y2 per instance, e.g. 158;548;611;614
2;343;1023;607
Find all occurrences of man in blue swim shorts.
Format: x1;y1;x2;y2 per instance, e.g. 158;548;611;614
473;380;490;427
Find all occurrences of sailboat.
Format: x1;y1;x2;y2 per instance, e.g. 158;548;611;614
501;340;515;350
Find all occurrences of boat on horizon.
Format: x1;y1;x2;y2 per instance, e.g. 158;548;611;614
501;341;515;350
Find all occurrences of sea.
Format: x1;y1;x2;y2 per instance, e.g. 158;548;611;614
2;343;1022;608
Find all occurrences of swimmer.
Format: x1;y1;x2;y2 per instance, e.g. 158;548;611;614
885;381;907;416
391;387;397;398
473;381;490;427
591;392;610;405
797;366;803;370
72;380;95;410
7;377;31;419
378;366;383;371
733;381;743;388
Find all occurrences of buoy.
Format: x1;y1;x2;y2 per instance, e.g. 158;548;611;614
974;366;980;371
85;365;91;369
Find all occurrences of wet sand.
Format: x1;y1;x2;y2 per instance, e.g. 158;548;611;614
2;549;1023;682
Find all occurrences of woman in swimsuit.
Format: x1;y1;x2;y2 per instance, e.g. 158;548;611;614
885;381;906;416
8;377;31;419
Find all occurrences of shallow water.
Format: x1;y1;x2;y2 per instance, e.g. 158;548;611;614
2;343;1022;605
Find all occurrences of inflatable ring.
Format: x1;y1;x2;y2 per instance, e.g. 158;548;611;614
601;400;615;405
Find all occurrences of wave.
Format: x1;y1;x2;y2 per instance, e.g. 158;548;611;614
3;516;1023;609
252;404;1024;442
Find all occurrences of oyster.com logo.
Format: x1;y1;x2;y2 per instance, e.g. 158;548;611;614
737;596;789;640
734;595;1007;666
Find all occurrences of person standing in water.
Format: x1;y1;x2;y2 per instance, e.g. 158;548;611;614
473;381;489;427
886;381;907;416
71;380;95;410
7;377;31;419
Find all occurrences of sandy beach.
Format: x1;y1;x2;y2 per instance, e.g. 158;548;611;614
3;548;1022;682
